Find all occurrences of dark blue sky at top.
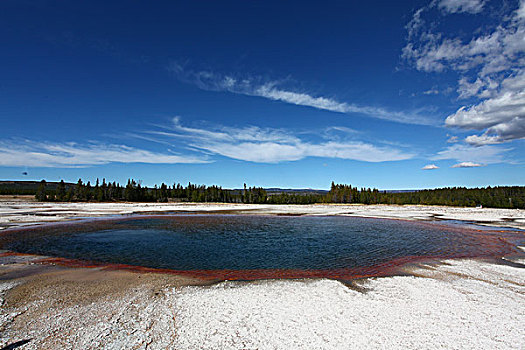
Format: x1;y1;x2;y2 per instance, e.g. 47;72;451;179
0;0;523;189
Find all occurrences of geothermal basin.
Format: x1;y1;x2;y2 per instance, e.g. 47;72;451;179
1;214;522;281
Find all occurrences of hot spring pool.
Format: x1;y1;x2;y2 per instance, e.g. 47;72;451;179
1;215;521;280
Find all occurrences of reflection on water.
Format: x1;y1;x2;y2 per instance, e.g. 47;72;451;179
3;215;522;278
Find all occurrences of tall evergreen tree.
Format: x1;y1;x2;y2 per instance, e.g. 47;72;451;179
56;180;66;201
35;180;47;201
75;179;84;201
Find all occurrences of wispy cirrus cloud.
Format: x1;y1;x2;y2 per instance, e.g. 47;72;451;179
451;161;484;168
7;118;414;168
437;0;486;14
403;0;525;145
146;117;416;163
0;140;209;168
431;143;511;164
168;63;437;126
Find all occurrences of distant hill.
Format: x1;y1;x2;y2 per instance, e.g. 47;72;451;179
383;190;417;193
0;180;76;195
247;188;329;196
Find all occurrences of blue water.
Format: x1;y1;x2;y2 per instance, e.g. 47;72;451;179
2;215;507;271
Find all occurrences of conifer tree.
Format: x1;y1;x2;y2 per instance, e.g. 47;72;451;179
35;180;47;201
75;179;83;201
66;187;74;201
56;180;66;201
85;181;92;201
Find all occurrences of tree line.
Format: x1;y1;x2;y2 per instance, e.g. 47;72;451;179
35;179;269;204
324;182;525;208
29;178;525;209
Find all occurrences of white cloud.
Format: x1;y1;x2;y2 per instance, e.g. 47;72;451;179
404;0;525;145
432;143;510;164
402;18;523;75
0;141;209;168
446;90;525;144
437;0;486;14
451;161;484;167
149;118;415;163
457;76;497;99
325;126;359;135
519;0;525;19
195;141;412;163
423;88;440;95
168;64;437;126
406;8;426;41
448;70;525;145
463;133;502;145
422;164;439;170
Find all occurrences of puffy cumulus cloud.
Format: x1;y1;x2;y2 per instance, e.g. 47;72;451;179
446;89;525;145
437;0;486;14
404;0;525;145
168;64;437;126
449;70;525;145
422;164;439;170
0;141;209;168
451;161;484;167
432;143;510;164
148;118;415;164
446;89;525;129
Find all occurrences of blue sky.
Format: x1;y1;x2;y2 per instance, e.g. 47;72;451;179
0;0;524;189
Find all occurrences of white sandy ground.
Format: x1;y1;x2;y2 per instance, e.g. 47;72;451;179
0;201;524;230
0;259;524;349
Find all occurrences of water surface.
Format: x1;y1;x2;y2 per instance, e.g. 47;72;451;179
1;215;521;280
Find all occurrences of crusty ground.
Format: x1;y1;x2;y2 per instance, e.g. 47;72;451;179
0;259;215;349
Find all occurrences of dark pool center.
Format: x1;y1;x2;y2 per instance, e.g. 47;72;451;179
3;215;523;279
